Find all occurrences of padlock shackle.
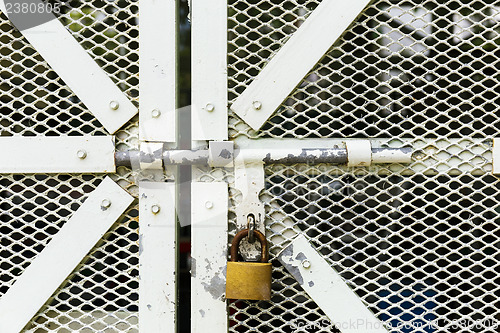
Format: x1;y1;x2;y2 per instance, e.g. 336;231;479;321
230;229;269;263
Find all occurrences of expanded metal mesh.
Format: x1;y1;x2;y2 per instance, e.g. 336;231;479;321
0;0;139;331
228;0;500;332
228;0;500;140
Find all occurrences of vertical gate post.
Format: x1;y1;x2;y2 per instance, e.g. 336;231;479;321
139;182;177;333
191;182;229;332
139;0;178;142
138;0;178;331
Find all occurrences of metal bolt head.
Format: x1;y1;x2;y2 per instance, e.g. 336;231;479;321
253;101;262;110
77;150;87;159
205;201;213;209
151;109;161;118
206;103;215;112
151;204;161;214
101;199;111;210
109;101;119;110
301;259;311;269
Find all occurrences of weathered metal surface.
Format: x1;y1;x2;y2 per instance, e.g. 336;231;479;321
0;0;140;331
139;182;176;333
345;140;372;166
163;149;210;166
277;234;389;333
371;147;413;164
260;148;347;164
0;177;134;333
230;0;372;130
226;229;272;300
208;141;234;167
0;0;138;134
139;142;164;170
115;150;133;168
234;156;266;261
191;182;228;332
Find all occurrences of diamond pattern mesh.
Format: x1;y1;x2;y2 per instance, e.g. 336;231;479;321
0;11;107;137
228;0;500;139
227;0;500;332
257;166;500;333
0;0;139;331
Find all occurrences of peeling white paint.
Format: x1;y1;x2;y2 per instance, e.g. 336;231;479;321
278;235;389;333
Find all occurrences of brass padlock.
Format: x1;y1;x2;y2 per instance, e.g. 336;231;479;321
226;229;272;300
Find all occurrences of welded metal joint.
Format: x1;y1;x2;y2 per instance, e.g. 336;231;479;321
162;149;209;166
234;155;265;261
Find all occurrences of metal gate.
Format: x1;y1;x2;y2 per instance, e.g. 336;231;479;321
0;0;141;331
0;0;500;332
221;0;499;332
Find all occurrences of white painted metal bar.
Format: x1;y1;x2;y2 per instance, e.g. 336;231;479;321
230;0;372;130
191;0;228;140
119;146;411;166
139;182;177;333
240;147;410;164
0;0;138;134
191;182;228;332
277;234;389;333
139;0;177;142
0;136;115;173
139;142;164;170
0;177;133;333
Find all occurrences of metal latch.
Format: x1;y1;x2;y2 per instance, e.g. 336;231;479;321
115;140;412;169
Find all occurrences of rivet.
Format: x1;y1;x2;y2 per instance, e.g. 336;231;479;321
101;199;111;209
301;259;311;269
151;109;161;118
151;204;161;214
77;150;87;159
205;201;213;209
206;103;215;112
253;101;262;110
109;101;119;110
